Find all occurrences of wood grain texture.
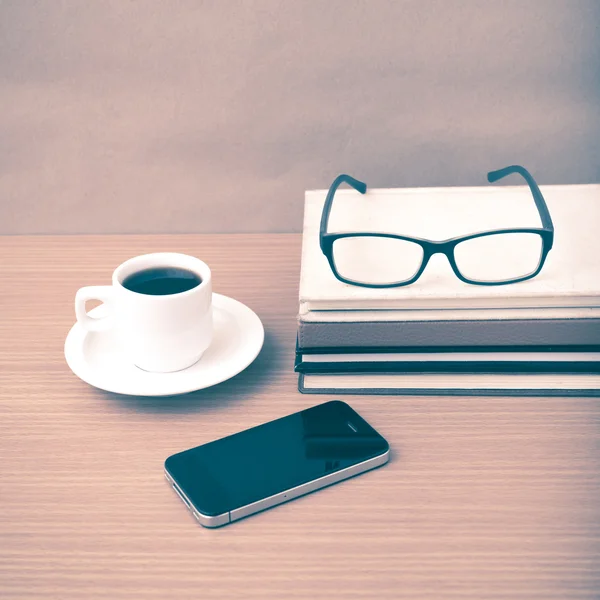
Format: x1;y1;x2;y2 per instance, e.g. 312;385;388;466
1;234;599;600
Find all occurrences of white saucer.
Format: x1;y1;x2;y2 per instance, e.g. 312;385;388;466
64;293;264;396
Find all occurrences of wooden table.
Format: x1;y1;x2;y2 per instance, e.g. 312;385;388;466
1;234;599;600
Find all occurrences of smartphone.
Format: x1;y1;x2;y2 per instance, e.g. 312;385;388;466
164;400;390;528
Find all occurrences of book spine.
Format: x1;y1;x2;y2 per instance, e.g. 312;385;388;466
298;319;600;349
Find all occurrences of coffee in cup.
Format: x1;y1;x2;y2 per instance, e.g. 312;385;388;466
122;267;202;296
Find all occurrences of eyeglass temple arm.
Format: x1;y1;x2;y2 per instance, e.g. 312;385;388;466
319;174;367;250
487;165;554;235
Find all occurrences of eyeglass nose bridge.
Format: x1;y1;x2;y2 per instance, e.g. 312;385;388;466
421;238;456;259
417;239;462;278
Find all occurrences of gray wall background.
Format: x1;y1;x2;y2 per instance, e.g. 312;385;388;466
1;0;599;234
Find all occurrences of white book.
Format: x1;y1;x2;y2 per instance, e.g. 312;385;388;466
302;350;600;364
299;307;600;323
299;372;600;396
299;183;600;314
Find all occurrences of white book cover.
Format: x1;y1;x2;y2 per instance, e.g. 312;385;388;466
299;183;600;313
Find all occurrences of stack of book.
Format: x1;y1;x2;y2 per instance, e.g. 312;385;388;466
295;181;600;395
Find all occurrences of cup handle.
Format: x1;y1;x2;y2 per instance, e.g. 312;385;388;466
75;286;115;332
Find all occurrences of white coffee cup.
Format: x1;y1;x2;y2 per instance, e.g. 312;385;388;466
75;253;213;373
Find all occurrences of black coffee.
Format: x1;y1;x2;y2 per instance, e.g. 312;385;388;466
123;267;202;296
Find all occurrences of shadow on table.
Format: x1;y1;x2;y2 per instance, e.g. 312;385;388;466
100;329;289;414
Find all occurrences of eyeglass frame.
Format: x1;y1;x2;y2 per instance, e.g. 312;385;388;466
319;165;555;288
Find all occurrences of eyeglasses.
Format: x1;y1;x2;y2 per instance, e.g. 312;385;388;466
320;165;554;288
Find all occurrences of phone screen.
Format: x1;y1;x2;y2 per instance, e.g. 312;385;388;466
165;400;389;517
